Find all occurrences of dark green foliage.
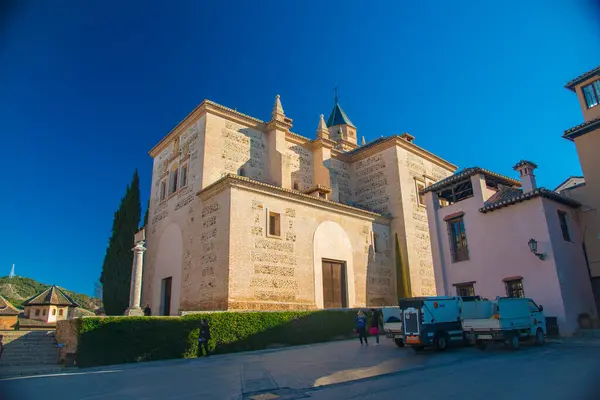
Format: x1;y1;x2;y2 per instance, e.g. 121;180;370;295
143;200;149;227
395;233;411;298
75;310;357;367
100;170;141;315
0;276;101;310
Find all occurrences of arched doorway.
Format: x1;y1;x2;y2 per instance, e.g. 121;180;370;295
313;221;355;309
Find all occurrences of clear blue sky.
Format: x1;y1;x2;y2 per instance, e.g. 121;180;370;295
1;1;599;296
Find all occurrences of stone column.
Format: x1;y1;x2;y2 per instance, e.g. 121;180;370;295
125;229;146;316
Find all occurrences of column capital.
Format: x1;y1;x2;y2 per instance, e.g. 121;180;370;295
132;242;146;253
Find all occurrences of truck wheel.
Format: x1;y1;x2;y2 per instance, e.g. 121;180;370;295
394;338;405;347
534;328;545;346
475;340;487;350
434;333;448;352
509;333;520;350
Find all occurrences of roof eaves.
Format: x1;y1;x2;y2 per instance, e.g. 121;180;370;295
565;66;600;91
421;167;521;194
563;117;600;141
479;188;581;213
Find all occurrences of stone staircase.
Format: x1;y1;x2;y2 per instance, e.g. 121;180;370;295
0;330;64;378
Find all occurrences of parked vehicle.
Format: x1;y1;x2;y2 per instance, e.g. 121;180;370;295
382;306;404;347
462;297;546;350
399;296;481;352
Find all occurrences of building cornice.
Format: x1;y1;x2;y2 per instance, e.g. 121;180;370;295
341;135;457;172
197;174;390;223
149;100;269;158
479;188;581;213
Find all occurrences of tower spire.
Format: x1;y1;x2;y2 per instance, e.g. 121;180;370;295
333;85;339;104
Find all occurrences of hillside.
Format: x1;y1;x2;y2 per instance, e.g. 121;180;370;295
0;276;102;313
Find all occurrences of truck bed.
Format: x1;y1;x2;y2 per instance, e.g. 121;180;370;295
463;317;530;332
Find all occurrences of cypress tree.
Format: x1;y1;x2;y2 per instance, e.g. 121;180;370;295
395;233;412;299
143;200;149;227
100;170;141;315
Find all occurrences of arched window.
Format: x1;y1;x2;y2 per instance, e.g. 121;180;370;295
59;309;64;316
52;309;56;316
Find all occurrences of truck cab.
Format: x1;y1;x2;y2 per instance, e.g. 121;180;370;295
400;296;480;351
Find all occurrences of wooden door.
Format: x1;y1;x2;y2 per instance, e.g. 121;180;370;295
161;277;172;316
322;261;347;309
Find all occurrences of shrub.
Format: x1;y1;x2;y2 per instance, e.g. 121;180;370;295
76;310;358;367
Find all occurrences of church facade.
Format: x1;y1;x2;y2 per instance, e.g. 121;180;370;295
141;96;456;315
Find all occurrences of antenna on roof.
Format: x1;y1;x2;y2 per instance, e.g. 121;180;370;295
9;264;15;279
333;85;339;104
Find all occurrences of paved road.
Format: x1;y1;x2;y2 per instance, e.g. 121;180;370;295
2;338;599;399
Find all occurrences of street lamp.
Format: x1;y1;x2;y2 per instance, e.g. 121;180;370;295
528;238;544;260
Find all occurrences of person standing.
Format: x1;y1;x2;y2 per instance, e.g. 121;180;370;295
370;308;381;345
198;319;211;357
356;311;368;346
143;304;152;316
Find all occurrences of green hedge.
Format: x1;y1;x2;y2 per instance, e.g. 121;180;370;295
75;310;359;367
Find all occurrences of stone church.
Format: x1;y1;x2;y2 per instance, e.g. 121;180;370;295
141;95;456;315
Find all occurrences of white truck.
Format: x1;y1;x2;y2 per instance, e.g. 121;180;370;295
399;296;481;351
462;297;546;350
382;306;404;347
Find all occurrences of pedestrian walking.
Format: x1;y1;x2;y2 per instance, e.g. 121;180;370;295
198;319;211;357
356;310;368;346
143;304;152;316
370;308;381;345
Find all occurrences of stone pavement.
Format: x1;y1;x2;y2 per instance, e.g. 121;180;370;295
1;337;598;400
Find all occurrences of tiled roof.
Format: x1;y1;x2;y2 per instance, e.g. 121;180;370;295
563;116;600;141
565;66;600;91
513;160;538;170
421;167;521;194
479;188;581;213
22;285;79;307
484;186;523;205
0;295;21;316
326;103;355;128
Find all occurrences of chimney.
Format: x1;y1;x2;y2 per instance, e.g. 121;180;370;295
513;160;538;193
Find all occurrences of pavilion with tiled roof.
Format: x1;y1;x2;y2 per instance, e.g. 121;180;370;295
20;285;79;328
0;295;21;330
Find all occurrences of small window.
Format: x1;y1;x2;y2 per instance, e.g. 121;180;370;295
506;279;525;298
238;168;245;177
293;181;299;190
448;216;469;262
59;309;64;316
52;309;56;316
180;164;188;188
160;180;167;201
582;80;600;109
456;284;475;297
268;211;281;237
319;192;326;199
35;309;40;316
558;210;571;242
43;309;47;316
416;181;426;206
169;168;178;195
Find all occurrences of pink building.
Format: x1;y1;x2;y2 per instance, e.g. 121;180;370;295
422;161;597;336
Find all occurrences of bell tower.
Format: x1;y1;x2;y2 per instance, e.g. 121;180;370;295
326;88;358;151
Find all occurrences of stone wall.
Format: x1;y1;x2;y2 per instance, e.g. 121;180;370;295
203;114;268;186
396;146;454;296
56;319;78;365
226;182;394;310
285;141;313;191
